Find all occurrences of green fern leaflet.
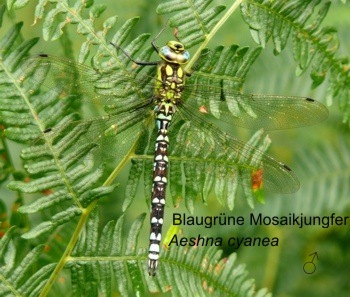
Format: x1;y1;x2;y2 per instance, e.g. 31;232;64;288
20;33;328;276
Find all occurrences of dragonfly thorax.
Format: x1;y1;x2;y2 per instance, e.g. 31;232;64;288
159;41;190;64
156;62;185;106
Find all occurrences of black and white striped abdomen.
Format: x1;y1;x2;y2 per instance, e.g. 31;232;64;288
148;102;175;276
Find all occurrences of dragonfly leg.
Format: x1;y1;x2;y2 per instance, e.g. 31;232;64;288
151;25;170;53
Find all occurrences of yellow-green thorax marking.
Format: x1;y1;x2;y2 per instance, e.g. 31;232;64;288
148;41;190;276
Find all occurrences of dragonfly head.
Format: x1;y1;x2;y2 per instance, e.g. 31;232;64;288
159;41;190;64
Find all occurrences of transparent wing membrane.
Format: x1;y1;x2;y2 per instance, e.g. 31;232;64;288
24;54;154;107
173;102;300;194
22;53;326;193
31;107;152;164
183;89;329;130
25;54;328;130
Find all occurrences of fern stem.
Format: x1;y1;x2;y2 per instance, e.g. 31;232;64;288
39;203;97;297
0;273;21;296
39;136;142;295
103;149;134;187
39;115;154;296
185;0;244;72
263;225;283;291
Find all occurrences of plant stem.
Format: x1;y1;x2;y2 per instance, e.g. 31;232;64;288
39;114;154;296
39;201;96;297
263;226;283;291
185;0;244;72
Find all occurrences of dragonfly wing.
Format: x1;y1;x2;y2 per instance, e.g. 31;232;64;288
22;54;154;108
171;101;299;194
28;106;152;163
184;81;328;130
19;54;156;163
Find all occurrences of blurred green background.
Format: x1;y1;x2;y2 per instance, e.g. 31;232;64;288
1;0;350;296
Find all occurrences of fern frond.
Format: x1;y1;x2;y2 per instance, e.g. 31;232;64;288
0;227;56;297
0;23;115;238
170;127;271;211
68;208;271;296
128;127;271;212
189;44;262;109
157;0;226;48
241;0;350;123
22;0;151;64
157;245;271;297
6;0;29;10
33;0;102;41
275;138;350;215
68;208;145;296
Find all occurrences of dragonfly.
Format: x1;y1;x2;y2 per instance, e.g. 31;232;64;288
23;33;328;276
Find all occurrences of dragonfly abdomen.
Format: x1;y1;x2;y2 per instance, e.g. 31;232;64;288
148;41;188;276
148;102;176;276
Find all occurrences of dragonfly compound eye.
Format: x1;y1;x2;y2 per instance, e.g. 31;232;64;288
160;44;190;64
